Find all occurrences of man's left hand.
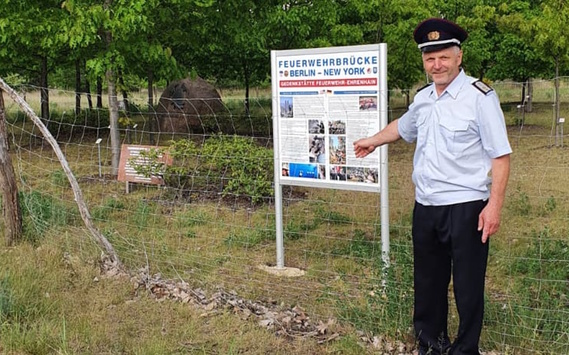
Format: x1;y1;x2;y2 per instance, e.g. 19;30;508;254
478;203;501;243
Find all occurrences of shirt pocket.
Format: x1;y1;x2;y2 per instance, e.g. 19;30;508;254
438;117;472;155
413;111;430;143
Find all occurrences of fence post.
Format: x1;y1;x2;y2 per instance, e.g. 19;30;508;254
0;89;23;246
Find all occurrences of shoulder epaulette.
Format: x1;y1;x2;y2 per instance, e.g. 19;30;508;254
472;80;493;95
416;83;433;93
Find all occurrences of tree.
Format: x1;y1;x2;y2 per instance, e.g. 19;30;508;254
182;0;275;115
0;88;22;246
532;0;569;135
1;78;122;265
488;1;550;111
261;1;344;52
376;1;433;102
457;3;499;80
337;0;433;105
60;0;205;173
0;0;68;120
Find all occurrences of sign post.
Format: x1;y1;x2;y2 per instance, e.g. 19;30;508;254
271;44;389;270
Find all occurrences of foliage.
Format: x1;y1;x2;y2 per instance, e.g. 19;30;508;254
0;277;14;322
509;186;531;216
224;227;274;248
334;229;381;260
198;134;274;203
18;190;74;243
91;198;125;221
315;207;352;225
543;196;556;214
41;108;110;137
488;0;551;82
284;214;320;240
6;0;569;108
132;135;274;203
500;227;569;350
336;229;414;338
0;0;67;79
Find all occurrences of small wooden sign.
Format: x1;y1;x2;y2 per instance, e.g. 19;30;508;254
117;144;172;185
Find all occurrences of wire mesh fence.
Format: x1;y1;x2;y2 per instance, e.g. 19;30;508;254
2;78;568;354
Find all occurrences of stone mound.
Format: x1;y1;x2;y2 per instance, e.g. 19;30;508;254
156;77;225;133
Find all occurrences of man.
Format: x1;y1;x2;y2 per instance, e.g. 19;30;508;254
353;18;511;355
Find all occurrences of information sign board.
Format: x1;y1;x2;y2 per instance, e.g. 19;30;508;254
271;44;386;192
117;144;172;185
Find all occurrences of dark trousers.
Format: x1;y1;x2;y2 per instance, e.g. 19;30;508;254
412;200;489;355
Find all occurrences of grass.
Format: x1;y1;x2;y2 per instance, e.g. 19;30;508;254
1;84;569;354
0;237;338;354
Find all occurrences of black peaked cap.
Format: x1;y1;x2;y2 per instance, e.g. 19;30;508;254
413;18;468;53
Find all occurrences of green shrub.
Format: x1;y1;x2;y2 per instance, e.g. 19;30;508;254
19;190;73;243
510;187;531;216
91;197;125;221
334;229;380;259
133;134;274;203
543;195;557;215
201;134;273;202
284;214;320;240
315;207;352;225
50;169;67;187
336;236;414;338
0;276;15;322
504;227;569;349
224;227;274;247
43;108;110;139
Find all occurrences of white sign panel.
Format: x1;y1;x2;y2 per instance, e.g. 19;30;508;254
271;44;387;192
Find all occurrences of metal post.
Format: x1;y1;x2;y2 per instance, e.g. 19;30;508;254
379;43;390;270
274;184;284;269
95;138;102;177
271;50;285;269
559;117;565;147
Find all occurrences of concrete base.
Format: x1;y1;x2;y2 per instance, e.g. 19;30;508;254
257;264;305;277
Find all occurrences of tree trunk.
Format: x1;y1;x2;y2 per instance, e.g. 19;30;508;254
147;68;155;145
242;61;250;116
147;68;154;109
554;58;560;146
107;69;121;175
96;77;103;109
118;71;131;143
118;71;129;110
75;59;82;116
526;78;533;113
104;0;120;174
521;80;526;106
40;56;49;120
85;76;93;110
0;90;22;246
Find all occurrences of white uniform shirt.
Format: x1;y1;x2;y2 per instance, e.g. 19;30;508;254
398;70;512;206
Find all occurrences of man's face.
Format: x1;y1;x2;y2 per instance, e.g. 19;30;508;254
422;46;463;92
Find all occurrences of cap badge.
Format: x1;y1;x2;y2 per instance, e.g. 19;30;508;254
427;31;440;41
